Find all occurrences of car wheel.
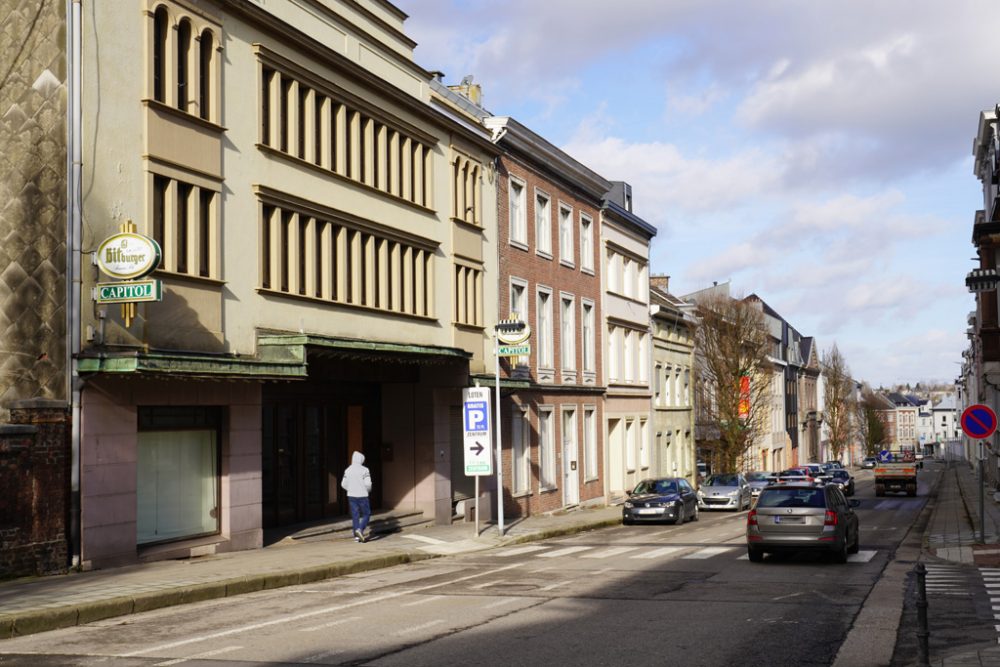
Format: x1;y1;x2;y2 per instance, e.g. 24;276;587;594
748;546;764;563
834;538;849;564
875;483;885;497
674;506;685;525
691;504;699;522
848;528;860;554
622;516;632;526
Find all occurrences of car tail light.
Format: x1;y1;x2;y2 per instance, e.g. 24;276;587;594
824;510;838;526
747;509;758;526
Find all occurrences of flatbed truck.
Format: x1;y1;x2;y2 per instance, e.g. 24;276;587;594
873;449;918;497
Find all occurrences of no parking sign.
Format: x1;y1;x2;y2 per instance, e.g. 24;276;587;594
961;404;998;440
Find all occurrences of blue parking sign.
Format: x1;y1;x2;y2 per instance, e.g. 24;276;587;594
464;401;489;432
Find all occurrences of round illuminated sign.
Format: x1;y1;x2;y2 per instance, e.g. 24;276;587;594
96;232;162;280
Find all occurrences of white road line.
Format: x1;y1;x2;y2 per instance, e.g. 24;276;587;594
540;580;573;591
581;546;640;559
301;615;363;632
400;595;445;607
153;646;242;666
495;545;549;557
537;546;592;558
402;534;447;545
483;597;521;610
682;547;733;560
847;550;877;563
631;546;684;559
122;563;524;657
396;619;445;636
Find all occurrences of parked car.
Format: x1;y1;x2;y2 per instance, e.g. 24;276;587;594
775;468;816;484
802;463;833;483
746;483;861;563
746;471;777;499
828;469;855;496
825;460;845;470
697;473;752;511
623;477;699;525
696;461;709;481
862;457;878;469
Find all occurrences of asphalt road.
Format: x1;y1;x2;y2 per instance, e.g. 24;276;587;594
0;470;930;667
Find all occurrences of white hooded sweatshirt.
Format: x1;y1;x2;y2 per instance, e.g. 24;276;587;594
341;451;372;498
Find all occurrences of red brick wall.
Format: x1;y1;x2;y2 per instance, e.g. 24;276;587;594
495;154;606;515
0;401;71;578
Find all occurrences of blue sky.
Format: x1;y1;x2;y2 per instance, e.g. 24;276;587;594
394;0;1000;388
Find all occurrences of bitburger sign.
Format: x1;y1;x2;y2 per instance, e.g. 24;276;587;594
96;232;161;280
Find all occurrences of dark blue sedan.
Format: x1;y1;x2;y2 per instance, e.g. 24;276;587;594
623;477;699;525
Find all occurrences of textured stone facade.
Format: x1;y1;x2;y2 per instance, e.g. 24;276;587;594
0;0;68;418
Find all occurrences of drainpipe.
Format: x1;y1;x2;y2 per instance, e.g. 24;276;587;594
67;0;84;568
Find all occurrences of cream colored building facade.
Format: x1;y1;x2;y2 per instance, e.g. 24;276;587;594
73;0;497;568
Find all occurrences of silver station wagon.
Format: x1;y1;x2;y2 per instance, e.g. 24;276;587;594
746;483;860;563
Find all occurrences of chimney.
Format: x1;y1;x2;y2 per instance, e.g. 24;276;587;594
448;74;483;106
650;275;670;292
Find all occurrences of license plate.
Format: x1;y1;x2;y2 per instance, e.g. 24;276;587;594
637;508;659;515
775;516;803;524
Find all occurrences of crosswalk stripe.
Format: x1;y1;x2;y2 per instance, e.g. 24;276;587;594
581;546;641;559
630;546;685;559
683;547;733;559
496;545;549;557
537;546;593;558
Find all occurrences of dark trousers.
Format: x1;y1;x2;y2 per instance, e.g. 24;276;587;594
349;496;371;534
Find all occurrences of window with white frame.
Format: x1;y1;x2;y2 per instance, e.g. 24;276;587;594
539;407;556;488
561;294;576;372
582;300;595;373
580;214;594;271
535;191;551;255
509;178;527;245
654;365;662;404
509;278;527;321
607;249;620;293
623;330;635;383
684;369;691;406
559;205;574;264
625;419;636;471
639;333;649;383
623;257;635;299
664;365;673;404
607;325;619;381
537;288;553;369
640;419;649;469
584;407;597;480
511;407;530;494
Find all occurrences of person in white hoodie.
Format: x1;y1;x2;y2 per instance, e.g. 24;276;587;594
341;451;373;542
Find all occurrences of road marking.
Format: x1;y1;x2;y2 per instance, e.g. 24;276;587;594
581;546;640;559
631;546;684;559
402;534;447;545
495;545;549;557
122;564;524;657
683;547;733;559
153;646;242;666
301;650;343;664
537;546;592;558
541;580;573;591
301;616;363;632
847;550;877;563
396;619;445;635
401;595;445;607
483;597;521;610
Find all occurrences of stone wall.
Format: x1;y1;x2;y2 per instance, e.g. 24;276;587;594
0;400;70;578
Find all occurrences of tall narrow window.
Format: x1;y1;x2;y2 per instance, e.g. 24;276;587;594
624;330;635;383
625;419;636;471
511;408;530;494
584;407;597;480
580;215;594;271
535;192;551;255
608;326;619;381
152;175;167;252
582;300;595;373
176;183;192;274
199;30;213;120
510;279;527;320
153;7;168;103
539;408;555;488
199;189;213;277
561;295;575;371
559;205;573;264
509;179;526;245
537;289;553;369
640;419;649;469
608;250;620;293
177;20;191;111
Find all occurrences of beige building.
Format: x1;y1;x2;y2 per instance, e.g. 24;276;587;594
649;277;697;483
601;183;656;499
51;0;498;569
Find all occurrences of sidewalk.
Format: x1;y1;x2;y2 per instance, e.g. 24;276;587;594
0;504;621;639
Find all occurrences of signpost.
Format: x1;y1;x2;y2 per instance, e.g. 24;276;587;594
961;403;997;544
462;387;492;535
493;316;531;537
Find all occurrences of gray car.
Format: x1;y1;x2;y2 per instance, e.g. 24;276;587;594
746;471;777;499
746;483;860;563
697;473;751;511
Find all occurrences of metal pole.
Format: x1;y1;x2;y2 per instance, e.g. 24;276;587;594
915;562;929;667
495;337;504;537
980;451;986;544
474;475;479;537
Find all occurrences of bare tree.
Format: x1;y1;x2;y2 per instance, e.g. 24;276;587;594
693;294;773;472
821;345;854;462
856;386;887;457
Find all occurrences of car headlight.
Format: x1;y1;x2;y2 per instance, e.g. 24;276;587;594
624;501;633;508
729;490;740;497
666;500;678;507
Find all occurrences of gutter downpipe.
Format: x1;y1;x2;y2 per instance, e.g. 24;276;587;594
67;0;84;568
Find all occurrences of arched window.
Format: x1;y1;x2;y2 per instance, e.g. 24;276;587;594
177;19;191;110
199;29;213;120
153;6;168;103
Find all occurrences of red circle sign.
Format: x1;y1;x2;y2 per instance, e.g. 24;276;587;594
961;404;998;439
